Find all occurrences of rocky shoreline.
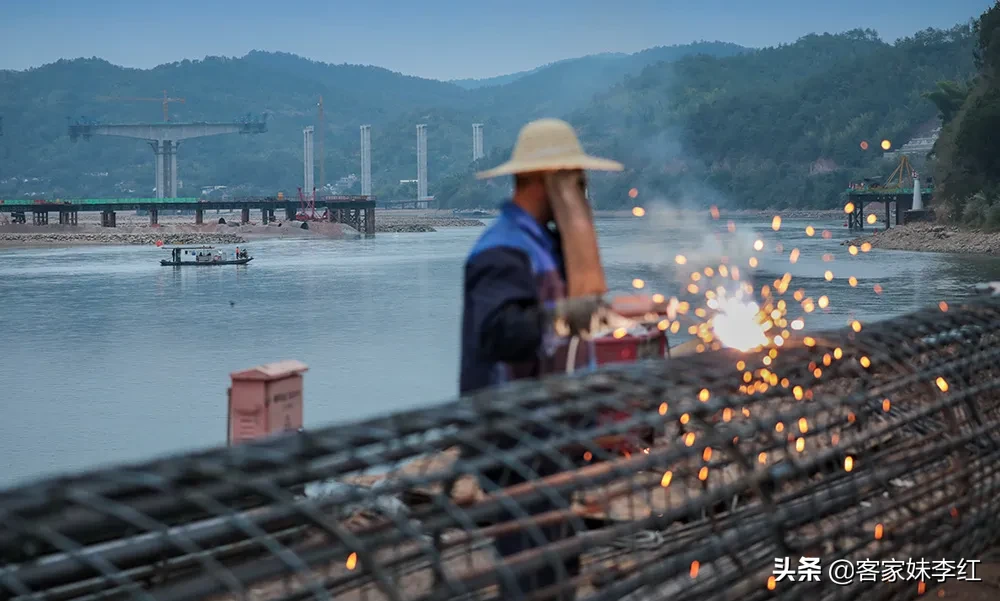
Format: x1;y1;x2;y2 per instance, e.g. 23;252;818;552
375;215;486;233
0;212;488;249
846;222;1000;255
0;231;246;248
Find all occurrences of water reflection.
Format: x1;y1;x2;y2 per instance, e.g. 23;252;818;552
0;217;997;485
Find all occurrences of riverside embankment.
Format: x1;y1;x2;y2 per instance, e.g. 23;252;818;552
847;222;1000;255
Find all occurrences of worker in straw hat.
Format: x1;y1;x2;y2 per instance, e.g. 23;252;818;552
460;118;627;395
458;118;629;601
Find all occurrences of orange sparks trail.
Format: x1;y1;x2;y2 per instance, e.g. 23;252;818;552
628;201;952;420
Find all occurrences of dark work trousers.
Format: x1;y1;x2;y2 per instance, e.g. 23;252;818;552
480;448;581;601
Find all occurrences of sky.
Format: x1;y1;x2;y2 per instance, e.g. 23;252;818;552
0;0;994;81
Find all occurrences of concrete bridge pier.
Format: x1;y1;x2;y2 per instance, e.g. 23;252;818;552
241;207;250;224
101;211;117;227
149;208;159;225
285;206;296;221
195;209;204;225
32;211;49;225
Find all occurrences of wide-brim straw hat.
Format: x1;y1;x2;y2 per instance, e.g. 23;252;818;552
476;118;623;179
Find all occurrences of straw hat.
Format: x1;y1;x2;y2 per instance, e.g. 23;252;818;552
476;118;623;179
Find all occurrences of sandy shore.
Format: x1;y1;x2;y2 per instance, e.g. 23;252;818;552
847;222;1000;255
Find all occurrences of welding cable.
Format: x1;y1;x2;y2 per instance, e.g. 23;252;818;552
566;336;580;374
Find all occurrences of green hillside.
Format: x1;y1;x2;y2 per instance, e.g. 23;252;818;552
439;26;978;210
0;28;979;210
0;42;741;200
932;2;1000;227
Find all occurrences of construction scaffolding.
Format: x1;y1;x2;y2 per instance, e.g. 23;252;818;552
4;297;1000;601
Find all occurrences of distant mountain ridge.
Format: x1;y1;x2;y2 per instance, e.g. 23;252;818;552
0;29;978;210
449;43;746;89
0;40;744;200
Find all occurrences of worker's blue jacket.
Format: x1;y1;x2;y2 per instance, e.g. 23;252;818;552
459;201;568;395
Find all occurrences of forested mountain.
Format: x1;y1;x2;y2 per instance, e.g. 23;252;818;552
0;41;739;200
439;26;978;210
0;27;979;210
932;2;1000;227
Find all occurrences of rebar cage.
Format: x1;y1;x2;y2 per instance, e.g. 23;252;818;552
4;297;1000;601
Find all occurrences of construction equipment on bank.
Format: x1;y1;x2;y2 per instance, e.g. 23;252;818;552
296;186;326;222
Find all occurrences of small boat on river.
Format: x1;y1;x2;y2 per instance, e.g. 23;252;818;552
160;245;253;266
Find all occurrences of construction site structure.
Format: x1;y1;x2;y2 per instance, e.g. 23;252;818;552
296;187;325;221
845;154;934;230
416;124;428;200
360;125;372;196
472;123;484;161
69;118;266;199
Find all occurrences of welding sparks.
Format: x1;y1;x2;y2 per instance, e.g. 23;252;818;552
712;294;769;352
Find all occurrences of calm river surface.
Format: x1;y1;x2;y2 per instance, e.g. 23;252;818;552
2;213;1000;486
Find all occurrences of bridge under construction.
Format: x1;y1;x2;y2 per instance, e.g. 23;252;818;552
2;293;1000;601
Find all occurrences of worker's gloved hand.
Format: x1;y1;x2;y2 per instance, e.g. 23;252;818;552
609;295;677;320
552;295;607;337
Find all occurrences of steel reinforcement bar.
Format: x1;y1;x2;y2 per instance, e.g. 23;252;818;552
4;297;1000;601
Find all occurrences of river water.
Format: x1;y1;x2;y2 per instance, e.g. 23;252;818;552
2;213;1000;486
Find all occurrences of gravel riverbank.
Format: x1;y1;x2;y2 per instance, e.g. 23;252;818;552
0;210;486;248
847;222;1000;255
0;231;247;248
375;212;486;233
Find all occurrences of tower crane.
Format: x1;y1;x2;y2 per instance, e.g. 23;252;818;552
97;90;186;122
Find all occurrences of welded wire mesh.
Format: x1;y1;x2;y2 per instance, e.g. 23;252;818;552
4;297;1000;601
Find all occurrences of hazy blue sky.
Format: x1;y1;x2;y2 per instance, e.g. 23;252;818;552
1;0;994;80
